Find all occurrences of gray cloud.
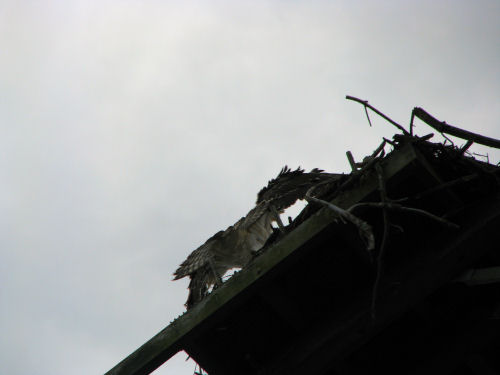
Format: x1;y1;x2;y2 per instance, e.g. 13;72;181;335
1;1;499;374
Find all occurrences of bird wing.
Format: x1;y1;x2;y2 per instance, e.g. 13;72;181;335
256;166;342;211
173;230;225;280
173;216;248;280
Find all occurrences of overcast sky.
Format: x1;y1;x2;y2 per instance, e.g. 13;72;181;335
1;1;499;374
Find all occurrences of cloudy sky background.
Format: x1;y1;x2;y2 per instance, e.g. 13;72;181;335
1;1;499;374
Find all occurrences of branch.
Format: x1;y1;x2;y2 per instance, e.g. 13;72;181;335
348;202;460;229
346;151;357;172
346;95;410;135
412;107;500;149
409;110;416;136
383;137;396;147
371;164;390;320
364;105;373;127
418;133;434;142
305;188;375;251
459;140;474;155
370;139;387;158
405;173;478;202
338;139;387;192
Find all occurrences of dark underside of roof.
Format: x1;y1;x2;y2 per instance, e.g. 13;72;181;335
106;133;500;375
183;137;500;375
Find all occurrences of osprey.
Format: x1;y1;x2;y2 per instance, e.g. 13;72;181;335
173;166;341;309
173;201;275;308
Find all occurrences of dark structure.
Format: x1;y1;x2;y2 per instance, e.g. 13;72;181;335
106;103;500;375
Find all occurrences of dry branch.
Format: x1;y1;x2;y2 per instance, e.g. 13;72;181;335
338;139;387;192
459;140;474;155
348;202;460;229
305;188;375;251
346;95;410;135
371;163;390;320
371;140;387;158
346;151;357;171
413;107;500;149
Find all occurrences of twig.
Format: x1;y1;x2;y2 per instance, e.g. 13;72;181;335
472;152;490;163
441;133;455;146
376;163;389;207
412;107;500;149
348;202;460;229
366;164;459;320
346;95;410;135
338;139;387;192
346;151;357;171
418;133;434;142
305;188;375;251
409;110;416;136
371;140;387;158
459;140;474;155
371;164;390;321
364;105;373;127
353;140;387;169
383;137;396;147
